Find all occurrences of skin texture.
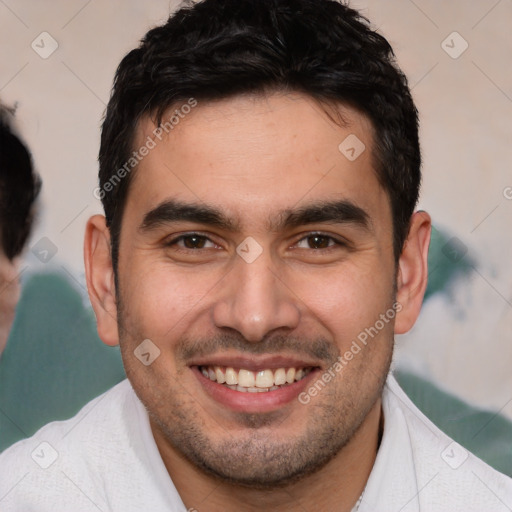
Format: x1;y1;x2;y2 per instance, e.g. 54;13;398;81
0;251;20;357
85;92;431;511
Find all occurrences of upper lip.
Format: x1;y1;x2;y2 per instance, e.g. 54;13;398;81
188;354;322;372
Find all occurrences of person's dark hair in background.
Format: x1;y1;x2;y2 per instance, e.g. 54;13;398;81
0;102;41;356
0;104;41;260
98;0;420;275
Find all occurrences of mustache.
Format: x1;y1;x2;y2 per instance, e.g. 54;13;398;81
176;332;340;365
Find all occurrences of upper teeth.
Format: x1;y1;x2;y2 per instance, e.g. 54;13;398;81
200;366;310;390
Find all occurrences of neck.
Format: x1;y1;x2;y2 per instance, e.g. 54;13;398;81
152;398;382;512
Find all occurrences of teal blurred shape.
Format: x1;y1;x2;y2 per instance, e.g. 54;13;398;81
395;370;512;477
0;272;125;451
425;225;474;301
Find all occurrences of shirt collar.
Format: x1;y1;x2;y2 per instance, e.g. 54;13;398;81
359;373;421;512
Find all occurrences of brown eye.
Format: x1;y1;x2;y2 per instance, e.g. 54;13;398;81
182;235;208;249
307;235;331;249
166;233;217;250
296;234;340;250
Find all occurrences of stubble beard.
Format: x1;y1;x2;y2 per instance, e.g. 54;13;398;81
121;339;391;487
115;282;393;489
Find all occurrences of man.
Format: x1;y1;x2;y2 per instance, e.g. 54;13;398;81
0;0;510;510
0;103;40;358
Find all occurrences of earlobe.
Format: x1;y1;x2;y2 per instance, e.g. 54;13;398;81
84;215;119;346
394;210;431;335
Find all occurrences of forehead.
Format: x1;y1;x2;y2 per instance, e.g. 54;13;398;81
126;92;390;231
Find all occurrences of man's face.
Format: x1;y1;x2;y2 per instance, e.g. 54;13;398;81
0;250;20;356
113;92;399;486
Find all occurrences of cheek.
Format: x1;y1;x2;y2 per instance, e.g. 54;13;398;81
119;260;222;338
288;264;395;342
0;292;18;333
0;265;20;354
0;263;20;315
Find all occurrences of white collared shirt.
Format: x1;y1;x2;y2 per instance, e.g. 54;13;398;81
0;374;511;511
360;376;512;511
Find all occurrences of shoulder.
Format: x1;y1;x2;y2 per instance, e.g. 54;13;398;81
1;378;134;454
385;374;512;511
0;379;137;510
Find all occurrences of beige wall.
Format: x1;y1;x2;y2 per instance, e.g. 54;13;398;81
1;0;511;418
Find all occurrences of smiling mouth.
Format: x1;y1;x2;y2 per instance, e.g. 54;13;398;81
198;365;314;393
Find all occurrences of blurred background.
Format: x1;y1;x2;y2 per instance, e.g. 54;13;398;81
0;0;510;427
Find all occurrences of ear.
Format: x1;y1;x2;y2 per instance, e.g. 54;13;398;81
394;210;431;335
84;214;119;346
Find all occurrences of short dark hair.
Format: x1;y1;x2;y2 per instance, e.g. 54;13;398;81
0;104;41;260
99;0;421;272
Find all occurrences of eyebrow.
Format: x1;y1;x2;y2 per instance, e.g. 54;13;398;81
139;198;372;233
276;200;371;232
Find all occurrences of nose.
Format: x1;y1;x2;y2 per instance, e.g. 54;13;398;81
212;250;301;343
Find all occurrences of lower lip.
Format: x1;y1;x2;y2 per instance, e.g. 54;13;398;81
192;366;319;413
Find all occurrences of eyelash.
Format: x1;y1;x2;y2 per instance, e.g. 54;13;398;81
165;231;347;252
